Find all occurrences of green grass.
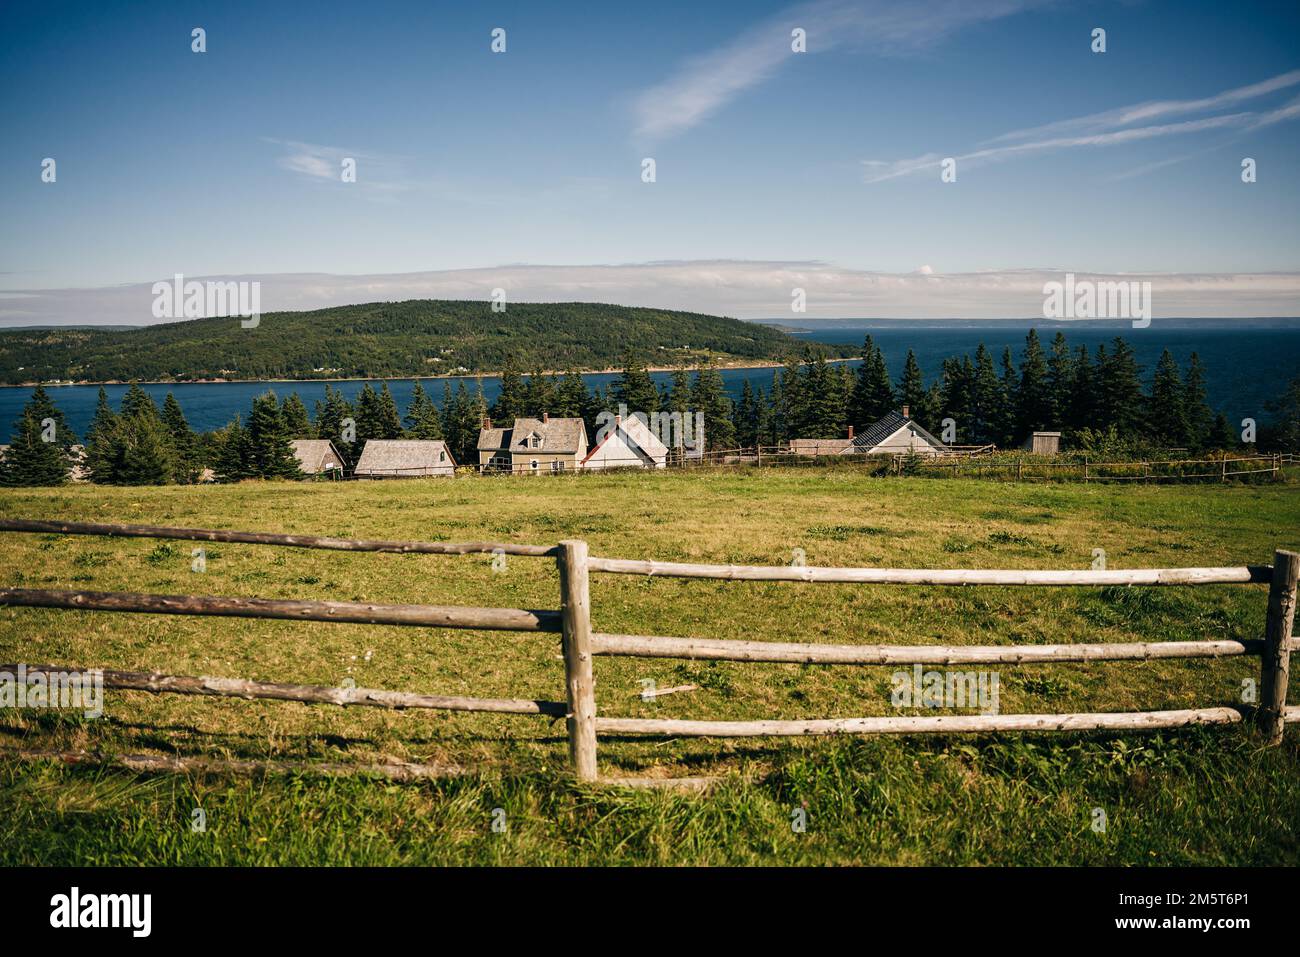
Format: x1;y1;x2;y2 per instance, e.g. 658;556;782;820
0;467;1297;865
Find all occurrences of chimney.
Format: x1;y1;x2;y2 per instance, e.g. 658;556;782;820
542;411;549;424
901;405;910;419
847;425;855;440
482;416;491;430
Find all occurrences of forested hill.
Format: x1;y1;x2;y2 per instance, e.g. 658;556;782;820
0;300;840;384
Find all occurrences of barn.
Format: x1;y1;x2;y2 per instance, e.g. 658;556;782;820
353;439;456;478
290;439;346;477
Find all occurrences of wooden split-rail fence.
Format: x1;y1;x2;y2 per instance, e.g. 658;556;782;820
0;518;1296;785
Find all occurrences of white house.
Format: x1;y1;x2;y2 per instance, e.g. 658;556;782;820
847;406;949;457
582;414;669;470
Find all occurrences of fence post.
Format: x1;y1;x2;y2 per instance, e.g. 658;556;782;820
1261;549;1300;746
558;539;598;780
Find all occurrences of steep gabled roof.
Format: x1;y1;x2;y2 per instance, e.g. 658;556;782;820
290;439;344;473
354;439;455;473
849;410;947;452
507;417;587;455
581;415;669;465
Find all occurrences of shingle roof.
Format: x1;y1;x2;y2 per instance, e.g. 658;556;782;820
849;410;947;452
291;439;344;473
479;417;587;455
354;439;455;473
582;415;669;464
477;427;510;451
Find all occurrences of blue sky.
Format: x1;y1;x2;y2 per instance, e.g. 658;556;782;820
2;0;1299;321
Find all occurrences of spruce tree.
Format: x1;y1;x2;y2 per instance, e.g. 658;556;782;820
1016;329;1052;438
898;350;927;420
1068;345;1095;432
1046;331;1074;428
314;385;356;463
970;344;1001;446
247;391;302;479
280;393;313;438
0;391;71;486
1096;338;1145;437
494;355;526;422
736;378;760;447
1182;353;1213;451
997;347;1019;447
84;387;120;483
161;392;200;483
1149;349;1189;447
691;360;735;450
554;370;589;419
213;416;253;482
404;382;444;439
612;351;659;417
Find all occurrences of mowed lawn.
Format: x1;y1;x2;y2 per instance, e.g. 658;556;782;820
0;468;1298;865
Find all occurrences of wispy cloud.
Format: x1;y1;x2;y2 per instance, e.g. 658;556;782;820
265;139;413;200
865;70;1300;182
633;0;1038;141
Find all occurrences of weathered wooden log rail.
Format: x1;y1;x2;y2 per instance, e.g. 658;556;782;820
0;520;1295;784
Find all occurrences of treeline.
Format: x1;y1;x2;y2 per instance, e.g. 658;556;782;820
0;299;836;384
732;330;1263;453
3;331;1299;487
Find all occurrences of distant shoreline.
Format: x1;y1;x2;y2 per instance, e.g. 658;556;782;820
0;356;863;390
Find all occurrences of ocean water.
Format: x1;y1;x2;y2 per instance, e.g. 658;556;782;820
3;324;1298;441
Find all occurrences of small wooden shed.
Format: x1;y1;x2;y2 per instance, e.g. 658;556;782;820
1023;432;1062;455
291;439;346;477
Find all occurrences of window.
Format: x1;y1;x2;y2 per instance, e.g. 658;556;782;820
530;458;539;470
439;451;446;462
551;460;564;472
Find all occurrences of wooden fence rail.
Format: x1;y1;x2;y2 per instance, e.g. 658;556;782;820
0;520;1295;784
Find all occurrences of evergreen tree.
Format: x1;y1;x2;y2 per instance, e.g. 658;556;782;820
778;359;806;440
612;351;659;416
1149;349;1189;447
1265;373;1300;453
997;347;1019;446
246;391;302;479
494;355;526;422
849;336;894;427
280;393;313;438
315;385;357;463
801;352;844;437
1209;411;1237;450
766;370;786;444
970;344;1001;446
525;368;557;417
1046;332;1074;428
84;387;120;483
554;370;589;419
1068;345;1095;432
1096;338;1145;436
120;381;159;420
404;382;444;439
213;416;253;482
736;378;760;447
161;392;200;483
1182;353;1213;451
898;350;927;420
1016;328;1052;439
691;360;735;450
110;412;176;485
0;389;71;486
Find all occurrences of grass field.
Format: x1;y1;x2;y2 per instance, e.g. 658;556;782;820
1;467;1298;865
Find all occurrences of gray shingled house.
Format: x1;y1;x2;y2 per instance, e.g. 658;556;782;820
354;439;456;478
290;439;346;477
477;413;588;474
